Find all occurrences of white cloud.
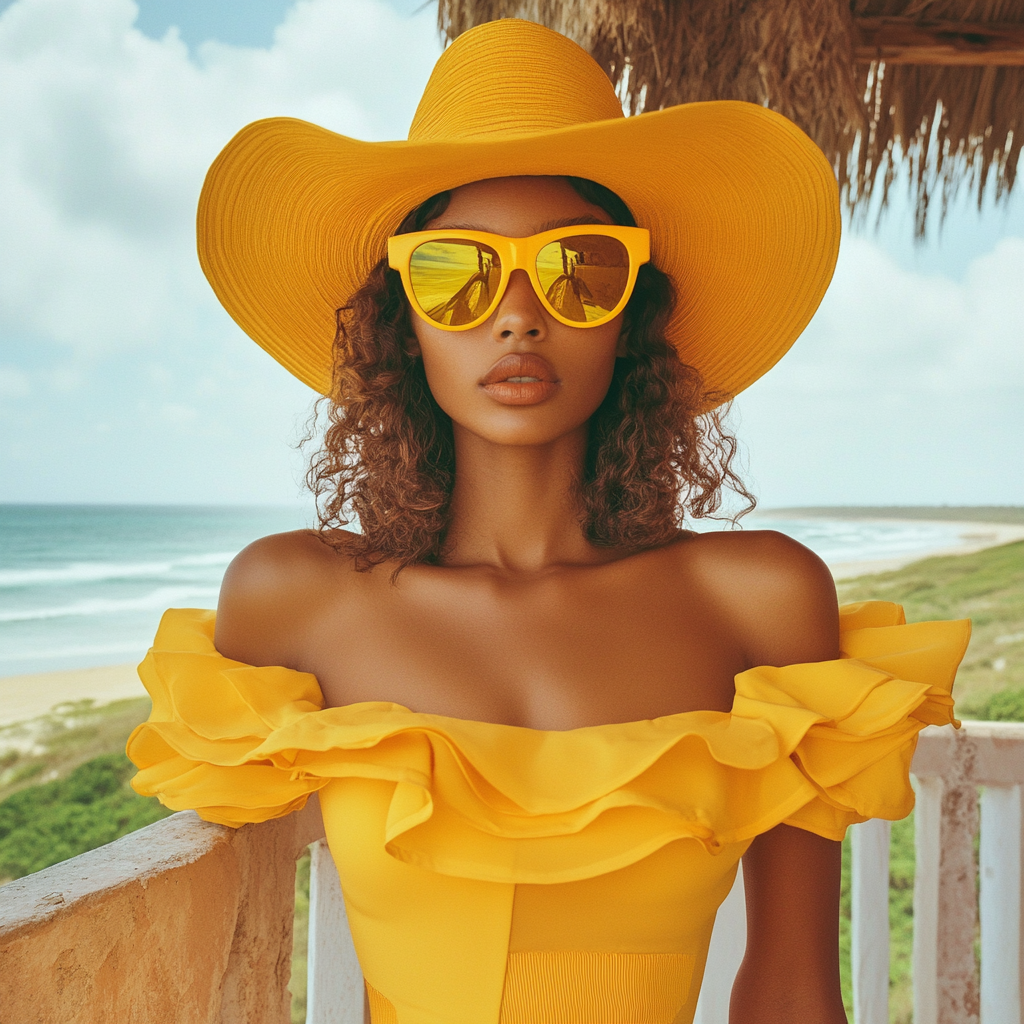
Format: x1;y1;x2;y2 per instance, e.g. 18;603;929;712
757;235;1024;397
0;0;440;359
0;0;442;502
733;234;1024;506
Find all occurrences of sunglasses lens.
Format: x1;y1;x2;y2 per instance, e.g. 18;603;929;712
408;239;502;326
536;234;631;323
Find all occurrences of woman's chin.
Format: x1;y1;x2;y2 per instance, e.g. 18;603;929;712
450;409;592;451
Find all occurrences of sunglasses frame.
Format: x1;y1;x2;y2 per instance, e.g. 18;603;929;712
387;224;651;331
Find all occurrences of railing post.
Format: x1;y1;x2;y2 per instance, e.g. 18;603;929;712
980;784;1022;1024
936;736;981;1024
913;775;943;1024
851;818;891;1024
307;838;366;1024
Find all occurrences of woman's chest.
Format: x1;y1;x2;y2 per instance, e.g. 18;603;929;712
303;561;746;728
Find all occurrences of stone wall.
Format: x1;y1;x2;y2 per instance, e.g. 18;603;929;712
0;800;324;1023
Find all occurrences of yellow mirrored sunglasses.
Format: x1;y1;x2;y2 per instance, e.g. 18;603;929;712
387;225;651;331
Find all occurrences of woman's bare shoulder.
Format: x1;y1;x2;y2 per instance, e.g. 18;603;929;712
214;528;360;668
667;528;840;668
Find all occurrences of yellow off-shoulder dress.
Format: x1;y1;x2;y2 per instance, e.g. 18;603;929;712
127;601;968;1024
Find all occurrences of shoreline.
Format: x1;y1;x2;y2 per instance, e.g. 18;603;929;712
2;519;1022;727
757;506;1024;525
822;520;1024;580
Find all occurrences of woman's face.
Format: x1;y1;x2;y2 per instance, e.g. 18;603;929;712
408;176;626;448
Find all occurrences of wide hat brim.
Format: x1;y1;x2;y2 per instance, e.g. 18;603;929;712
198;75;839;405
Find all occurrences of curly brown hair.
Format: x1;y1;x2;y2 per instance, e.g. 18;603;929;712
305;177;754;570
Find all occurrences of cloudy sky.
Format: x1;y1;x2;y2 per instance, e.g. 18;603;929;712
1;0;1021;509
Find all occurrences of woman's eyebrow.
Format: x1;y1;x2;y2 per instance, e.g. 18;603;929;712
430;222;492;231
538;215;613;230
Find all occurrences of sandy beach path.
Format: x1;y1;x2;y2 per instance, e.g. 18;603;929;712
0;663;146;728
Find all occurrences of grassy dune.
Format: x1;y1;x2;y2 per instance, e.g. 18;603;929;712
837;539;1024;713
0;698;172;884
0;696;153;804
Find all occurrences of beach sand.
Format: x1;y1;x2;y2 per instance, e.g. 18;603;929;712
2;520;1022;727
0;662;146;728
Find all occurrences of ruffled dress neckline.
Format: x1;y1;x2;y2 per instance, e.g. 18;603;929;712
126;599;969;1024
128;600;967;877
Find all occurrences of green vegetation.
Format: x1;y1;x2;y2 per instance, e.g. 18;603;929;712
886;815;916;1024
837;539;1024;711
0;696;155;804
959;686;1024;722
0;697;173;883
0;752;172;881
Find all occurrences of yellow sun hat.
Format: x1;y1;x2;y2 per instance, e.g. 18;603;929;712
197;18;840;402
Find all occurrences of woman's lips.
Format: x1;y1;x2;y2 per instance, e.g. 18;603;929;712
480;353;560;405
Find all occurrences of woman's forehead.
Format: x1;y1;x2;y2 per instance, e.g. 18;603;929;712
428;176;614;234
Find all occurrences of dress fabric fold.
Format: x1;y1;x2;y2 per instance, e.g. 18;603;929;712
126;600;968;1024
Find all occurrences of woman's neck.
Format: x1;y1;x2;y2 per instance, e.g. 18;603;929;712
441;424;613;573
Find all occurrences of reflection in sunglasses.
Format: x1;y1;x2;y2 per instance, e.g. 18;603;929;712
542;245;592;323
410;241;502;326
406;232;632;327
536;236;630;323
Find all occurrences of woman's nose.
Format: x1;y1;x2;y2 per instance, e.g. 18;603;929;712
491;269;547;343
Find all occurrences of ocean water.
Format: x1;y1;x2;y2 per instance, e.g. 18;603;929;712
729;514;969;566
0;505;307;678
0;505;970;679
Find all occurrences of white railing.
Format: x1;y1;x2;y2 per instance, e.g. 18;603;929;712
2;721;1022;1023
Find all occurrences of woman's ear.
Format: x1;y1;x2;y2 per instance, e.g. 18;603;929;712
404;333;422;358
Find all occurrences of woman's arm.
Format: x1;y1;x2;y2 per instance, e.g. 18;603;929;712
696;529;846;1023
731;825;847;1023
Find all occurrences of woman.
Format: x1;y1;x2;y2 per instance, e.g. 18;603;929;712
128;20;968;1024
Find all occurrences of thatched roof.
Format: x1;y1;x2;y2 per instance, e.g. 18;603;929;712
438;1;1024;234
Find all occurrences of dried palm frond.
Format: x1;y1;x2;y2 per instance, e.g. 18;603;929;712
437;0;1023;235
